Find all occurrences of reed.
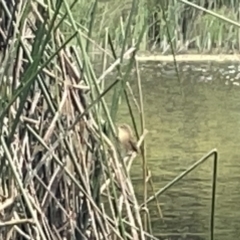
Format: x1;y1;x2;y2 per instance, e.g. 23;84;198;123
0;0;152;239
69;0;240;54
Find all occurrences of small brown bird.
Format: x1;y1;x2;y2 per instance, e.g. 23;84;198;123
117;124;138;153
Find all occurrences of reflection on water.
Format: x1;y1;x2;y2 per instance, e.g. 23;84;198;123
115;61;240;240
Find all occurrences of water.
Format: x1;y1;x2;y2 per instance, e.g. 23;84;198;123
114;61;240;240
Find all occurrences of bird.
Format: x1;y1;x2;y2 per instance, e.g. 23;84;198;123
117;124;139;153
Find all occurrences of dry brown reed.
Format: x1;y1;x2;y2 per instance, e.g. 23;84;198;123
0;0;155;239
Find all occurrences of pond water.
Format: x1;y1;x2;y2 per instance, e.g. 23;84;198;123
114;61;240;240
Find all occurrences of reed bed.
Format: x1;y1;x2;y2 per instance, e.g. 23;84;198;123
77;0;240;54
0;0;154;239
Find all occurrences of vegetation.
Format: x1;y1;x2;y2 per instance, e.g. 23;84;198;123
69;0;240;54
0;0;235;239
0;0;150;239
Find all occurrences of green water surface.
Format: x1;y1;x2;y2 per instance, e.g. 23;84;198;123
111;61;240;240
